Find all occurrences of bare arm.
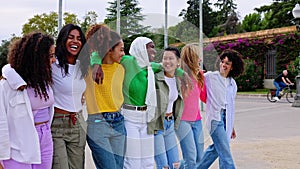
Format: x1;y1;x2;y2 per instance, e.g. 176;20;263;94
286;78;294;85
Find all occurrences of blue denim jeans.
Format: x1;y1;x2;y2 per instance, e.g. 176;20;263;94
197;111;235;169
176;120;204;169
273;81;287;97
154;119;180;169
87;112;126;169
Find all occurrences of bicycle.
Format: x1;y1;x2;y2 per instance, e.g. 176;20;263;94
267;84;296;103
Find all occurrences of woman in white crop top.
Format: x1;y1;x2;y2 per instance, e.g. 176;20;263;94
51;24;89;169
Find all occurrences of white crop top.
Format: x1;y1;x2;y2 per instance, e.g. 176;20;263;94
52;60;86;112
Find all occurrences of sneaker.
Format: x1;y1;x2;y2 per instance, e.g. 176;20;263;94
273;97;280;101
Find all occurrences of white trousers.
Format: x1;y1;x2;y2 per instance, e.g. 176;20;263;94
122;108;154;169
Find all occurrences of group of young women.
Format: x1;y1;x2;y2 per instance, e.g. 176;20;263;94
0;22;244;169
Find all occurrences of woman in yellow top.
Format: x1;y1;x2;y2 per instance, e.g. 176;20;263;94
84;24;126;169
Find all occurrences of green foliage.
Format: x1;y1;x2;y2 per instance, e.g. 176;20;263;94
0;39;10;76
254;0;300;29
22;12;59;37
242;13;263;32
63;12;80;26
22;11;94;37
80;11;98;34
104;0;150;38
235;59;264;91
179;0;219;37
203;31;300;91
214;0;237;24
167;20;199;43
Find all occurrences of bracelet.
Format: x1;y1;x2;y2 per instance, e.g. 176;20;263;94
90;51;102;66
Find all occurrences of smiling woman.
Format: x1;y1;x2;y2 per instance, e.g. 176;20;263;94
51;23;89;169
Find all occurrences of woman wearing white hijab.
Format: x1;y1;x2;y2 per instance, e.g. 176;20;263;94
121;37;159;169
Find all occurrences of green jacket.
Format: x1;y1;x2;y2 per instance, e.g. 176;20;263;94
147;69;184;135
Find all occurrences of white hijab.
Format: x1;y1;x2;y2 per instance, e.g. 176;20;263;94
129;37;157;122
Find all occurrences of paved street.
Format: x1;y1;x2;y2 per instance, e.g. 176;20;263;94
213;95;300;169
85;95;300;169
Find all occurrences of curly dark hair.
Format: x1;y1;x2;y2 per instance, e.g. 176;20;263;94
8;32;54;100
55;24;89;78
219;49;245;78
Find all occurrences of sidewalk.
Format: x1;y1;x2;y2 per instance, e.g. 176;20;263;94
236;93;267;98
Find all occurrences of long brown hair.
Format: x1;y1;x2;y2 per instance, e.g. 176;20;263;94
86;24;119;58
8;32;54;100
181;44;205;89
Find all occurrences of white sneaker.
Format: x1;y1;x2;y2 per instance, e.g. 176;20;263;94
273;97;280;101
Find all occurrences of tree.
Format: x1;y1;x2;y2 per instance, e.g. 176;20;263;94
168;20;199;43
0;38;14;76
254;0;299;29
241;13;264;32
22;12;59;37
22;12;86;37
104;0;150;38
80;11;98;33
179;0;218;37
214;0;237;24
213;0;240;35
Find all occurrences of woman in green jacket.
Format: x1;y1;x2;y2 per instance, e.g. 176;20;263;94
147;47;190;169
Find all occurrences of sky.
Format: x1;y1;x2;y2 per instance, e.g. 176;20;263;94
0;0;274;42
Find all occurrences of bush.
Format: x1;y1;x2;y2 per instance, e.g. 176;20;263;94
235;59;263;91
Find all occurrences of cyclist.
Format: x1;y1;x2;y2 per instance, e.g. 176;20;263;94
273;70;294;101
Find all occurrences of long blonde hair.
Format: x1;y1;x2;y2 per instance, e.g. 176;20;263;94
181;44;205;89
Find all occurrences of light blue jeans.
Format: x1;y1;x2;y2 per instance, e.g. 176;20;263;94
176;120;204;169
197;110;235;169
86;112;126;169
154;119;180;169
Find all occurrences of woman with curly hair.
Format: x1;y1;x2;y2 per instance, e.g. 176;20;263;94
198;49;245;169
175;44;207;169
51;24;89;169
0;32;56;169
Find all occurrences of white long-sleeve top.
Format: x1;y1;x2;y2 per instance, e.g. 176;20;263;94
0;64;54;164
204;71;237;142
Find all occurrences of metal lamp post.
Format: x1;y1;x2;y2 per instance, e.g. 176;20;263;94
292;4;300;107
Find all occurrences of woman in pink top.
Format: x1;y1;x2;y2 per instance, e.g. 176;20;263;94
175;44;206;169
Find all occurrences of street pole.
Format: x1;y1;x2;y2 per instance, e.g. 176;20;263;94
164;0;168;49
199;0;204;111
116;0;120;34
292;4;300;107
292;52;300;107
58;0;62;33
199;0;203;70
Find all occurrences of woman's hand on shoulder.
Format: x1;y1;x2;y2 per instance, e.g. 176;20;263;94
92;65;103;84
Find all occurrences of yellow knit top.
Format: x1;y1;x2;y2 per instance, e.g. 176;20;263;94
85;63;124;114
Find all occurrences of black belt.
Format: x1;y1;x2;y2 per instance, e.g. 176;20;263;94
122;104;147;111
